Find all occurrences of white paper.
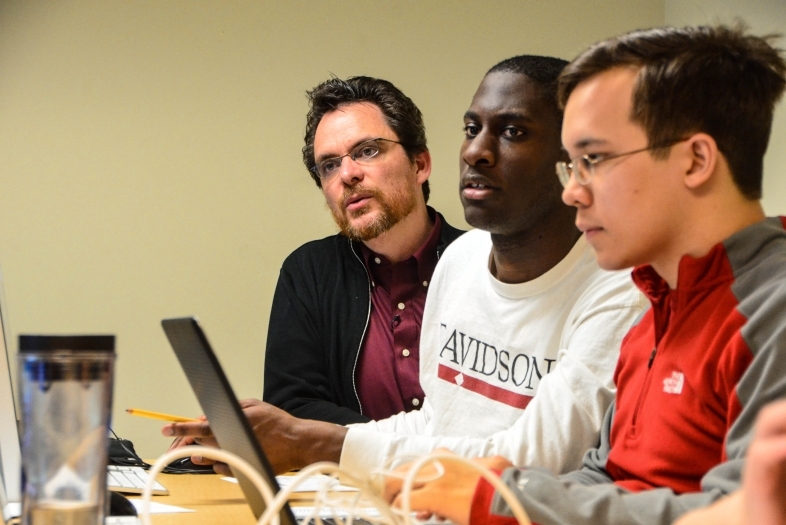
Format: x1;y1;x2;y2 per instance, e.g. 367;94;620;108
130;499;195;514
222;475;358;493
290;506;380;519
276;475;358;493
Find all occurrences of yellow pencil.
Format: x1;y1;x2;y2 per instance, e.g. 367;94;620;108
126;408;198;423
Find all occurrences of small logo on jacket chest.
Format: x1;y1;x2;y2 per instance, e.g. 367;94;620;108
663;371;685;394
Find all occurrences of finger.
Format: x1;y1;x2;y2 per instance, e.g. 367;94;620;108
392;484;437;512
745;438;786;484
400;487;465;525
383;475;403;503
193;436;219;448
239;398;261;408
190;453;216;466
213;462;232;476
756;401;786;438
167;436;194;451
162;421;214;438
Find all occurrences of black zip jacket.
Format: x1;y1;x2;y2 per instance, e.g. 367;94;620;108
263;210;464;424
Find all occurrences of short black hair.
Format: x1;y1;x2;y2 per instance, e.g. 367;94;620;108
487;55;570;118
302;76;429;202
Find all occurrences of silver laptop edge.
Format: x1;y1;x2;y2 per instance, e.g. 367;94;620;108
0;265;21;521
161;317;297;525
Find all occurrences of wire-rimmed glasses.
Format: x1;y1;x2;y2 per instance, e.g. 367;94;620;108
311;137;402;181
556;138;688;187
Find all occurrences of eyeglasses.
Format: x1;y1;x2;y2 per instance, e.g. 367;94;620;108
311;137;402;181
555;138;687;187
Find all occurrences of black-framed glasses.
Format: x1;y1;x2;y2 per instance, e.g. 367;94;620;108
311;137;402;181
555;138;688;187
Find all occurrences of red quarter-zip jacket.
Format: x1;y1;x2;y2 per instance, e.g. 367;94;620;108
471;216;786;525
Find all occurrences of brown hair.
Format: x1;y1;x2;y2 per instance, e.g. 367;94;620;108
558;25;786;199
302;76;429;202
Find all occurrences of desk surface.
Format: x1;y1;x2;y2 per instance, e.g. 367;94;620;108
137;472;257;525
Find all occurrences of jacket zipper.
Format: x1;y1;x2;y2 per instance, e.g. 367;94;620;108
350;240;372;416
348;229;450;415
630;346;657;430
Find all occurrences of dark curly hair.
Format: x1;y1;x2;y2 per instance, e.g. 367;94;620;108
302;76;429;202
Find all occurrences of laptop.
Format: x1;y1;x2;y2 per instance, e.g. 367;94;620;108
161;317;298;525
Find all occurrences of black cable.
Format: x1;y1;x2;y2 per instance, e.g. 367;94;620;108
108;428;215;474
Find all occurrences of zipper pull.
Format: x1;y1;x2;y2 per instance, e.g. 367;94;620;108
647;347;657;369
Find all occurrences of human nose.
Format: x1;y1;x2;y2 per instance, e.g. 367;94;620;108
337;154;365;185
461;131;495;167
561;172;592;209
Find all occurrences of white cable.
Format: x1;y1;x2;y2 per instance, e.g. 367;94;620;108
257;462;398;525
139;446;278;525
139;448;532;525
398;453;532;525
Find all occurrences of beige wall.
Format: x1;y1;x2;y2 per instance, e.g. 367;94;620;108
8;0;776;459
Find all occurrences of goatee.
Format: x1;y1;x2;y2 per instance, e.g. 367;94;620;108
329;185;416;241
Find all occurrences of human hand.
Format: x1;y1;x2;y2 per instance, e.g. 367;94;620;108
675;399;786;525
743;399;786;525
673;491;742;525
167;415;208;451
162;398;346;475
238;398;345;474
161;415;223;472
383;449;514;525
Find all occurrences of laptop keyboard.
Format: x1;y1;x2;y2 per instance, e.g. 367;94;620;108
107;466;168;496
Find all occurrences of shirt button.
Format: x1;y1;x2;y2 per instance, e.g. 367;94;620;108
423;281;428;287
402;349;410;357
374;257;381;264
397;303;405;310
412;398;420;407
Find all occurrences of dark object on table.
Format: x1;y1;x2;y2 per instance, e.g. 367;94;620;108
108;491;137;516
166;455;217;473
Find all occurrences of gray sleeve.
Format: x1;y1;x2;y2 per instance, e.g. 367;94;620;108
488;461;737;525
485;401;740;525
558;401;616;486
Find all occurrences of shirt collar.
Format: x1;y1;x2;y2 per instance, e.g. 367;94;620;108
359;206;442;284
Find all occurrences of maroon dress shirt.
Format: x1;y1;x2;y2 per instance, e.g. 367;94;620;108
355;213;443;420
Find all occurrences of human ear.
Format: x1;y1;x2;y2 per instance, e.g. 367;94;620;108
683;133;718;190
414;150;432;184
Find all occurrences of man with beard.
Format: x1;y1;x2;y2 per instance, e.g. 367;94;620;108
164;57;644;476
263;76;464;425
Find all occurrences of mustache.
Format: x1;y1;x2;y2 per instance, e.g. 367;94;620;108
339;185;380;208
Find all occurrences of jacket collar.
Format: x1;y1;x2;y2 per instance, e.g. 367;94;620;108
632;216;785;306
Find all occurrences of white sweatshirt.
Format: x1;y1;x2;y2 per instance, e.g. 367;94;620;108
340;230;647;475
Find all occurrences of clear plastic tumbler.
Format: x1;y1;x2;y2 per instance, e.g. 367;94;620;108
18;335;115;525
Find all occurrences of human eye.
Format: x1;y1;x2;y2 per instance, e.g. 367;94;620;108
502;126;526;139
354;143;380;161
463;123;480;138
584;153;606;166
574;153;606;174
319;158;340;176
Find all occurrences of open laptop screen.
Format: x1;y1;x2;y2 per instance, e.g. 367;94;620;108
161;317;297;525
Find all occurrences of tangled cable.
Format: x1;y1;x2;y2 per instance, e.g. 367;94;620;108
140;447;531;525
